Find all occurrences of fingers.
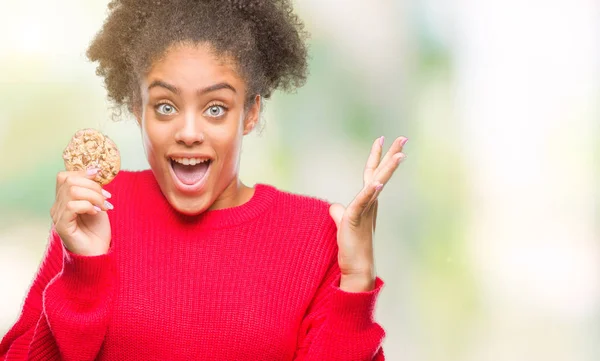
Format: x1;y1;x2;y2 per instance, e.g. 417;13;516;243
51;199;100;224
373;201;378;233
67;186;112;211
370;152;406;197
362;135;408;217
366;182;384;214
52;199;103;229
364;137;384;185
376;136;407;177
56;168;102;195
51;184;112;221
56;170;110;199
347;181;382;223
52;169;113;225
371;135;407;191
338;135;409;229
65;200;103;217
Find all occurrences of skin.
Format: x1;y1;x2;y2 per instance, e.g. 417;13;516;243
52;167;112;257
52;41;408;292
132;42;260;216
330;135;407;292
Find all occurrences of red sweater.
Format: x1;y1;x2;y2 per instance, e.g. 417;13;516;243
1;170;386;360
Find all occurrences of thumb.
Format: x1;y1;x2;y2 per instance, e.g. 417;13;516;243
329;203;345;229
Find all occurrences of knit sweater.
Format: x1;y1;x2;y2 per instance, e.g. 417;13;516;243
1;170;386;361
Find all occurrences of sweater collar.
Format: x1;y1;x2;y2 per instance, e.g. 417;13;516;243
137;169;276;229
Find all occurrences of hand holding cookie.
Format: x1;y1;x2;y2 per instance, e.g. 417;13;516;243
50;129;120;256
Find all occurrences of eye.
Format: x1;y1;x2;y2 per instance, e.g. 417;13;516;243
204;105;226;118
156;103;177;115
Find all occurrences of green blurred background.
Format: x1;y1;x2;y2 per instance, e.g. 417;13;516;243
1;1;599;360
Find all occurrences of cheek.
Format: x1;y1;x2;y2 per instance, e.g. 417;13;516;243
141;120;167;163
141;124;154;155
212;122;243;162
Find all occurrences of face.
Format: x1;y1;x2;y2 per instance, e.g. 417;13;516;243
133;42;260;215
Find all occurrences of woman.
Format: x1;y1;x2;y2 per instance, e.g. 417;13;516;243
0;0;407;360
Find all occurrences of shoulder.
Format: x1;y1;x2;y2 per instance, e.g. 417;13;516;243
266;184;331;215
102;169;153;195
262;184;337;237
104;169;152;191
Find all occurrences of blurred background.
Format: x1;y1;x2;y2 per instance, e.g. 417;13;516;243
1;0;599;360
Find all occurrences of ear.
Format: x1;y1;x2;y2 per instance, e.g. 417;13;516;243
243;94;261;135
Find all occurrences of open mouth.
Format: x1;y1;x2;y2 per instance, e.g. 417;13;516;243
169;156;212;189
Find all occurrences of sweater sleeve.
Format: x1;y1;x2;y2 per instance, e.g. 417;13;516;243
0;227;116;361
293;216;386;361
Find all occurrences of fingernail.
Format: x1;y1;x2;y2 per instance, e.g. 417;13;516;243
102;189;112;199
104;200;114;210
93;206;102;212
375;183;384;191
87;168;100;176
400;137;409;147
395;153;407;163
379;136;385;147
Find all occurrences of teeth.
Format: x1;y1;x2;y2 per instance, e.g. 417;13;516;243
171;157;209;165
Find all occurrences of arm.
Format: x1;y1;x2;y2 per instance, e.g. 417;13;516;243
293;221;386;361
293;135;407;360
0;227;115;361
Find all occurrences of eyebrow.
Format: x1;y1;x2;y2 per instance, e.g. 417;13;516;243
147;80;237;95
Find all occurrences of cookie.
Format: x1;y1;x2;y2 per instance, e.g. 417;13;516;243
62;128;120;185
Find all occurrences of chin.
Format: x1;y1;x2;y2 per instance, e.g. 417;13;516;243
151;166;213;216
169;195;211;216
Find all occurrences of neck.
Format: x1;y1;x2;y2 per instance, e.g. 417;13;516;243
208;176;254;211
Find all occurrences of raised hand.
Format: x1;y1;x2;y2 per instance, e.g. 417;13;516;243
329;136;408;292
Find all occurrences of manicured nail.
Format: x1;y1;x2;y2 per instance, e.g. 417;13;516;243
395;153;407;163
400;137;409;147
87;168;100;176
375;183;384;191
93;206;102;212
102;189;112;199
104;200;114;210
379;136;385;147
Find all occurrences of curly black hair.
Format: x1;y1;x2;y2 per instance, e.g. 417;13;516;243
86;0;310;119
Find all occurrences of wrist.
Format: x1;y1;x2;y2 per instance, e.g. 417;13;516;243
340;273;376;293
62;239;110;257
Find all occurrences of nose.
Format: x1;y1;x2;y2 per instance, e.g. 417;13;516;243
174;112;204;146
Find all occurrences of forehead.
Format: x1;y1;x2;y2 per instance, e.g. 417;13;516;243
145;42;244;91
